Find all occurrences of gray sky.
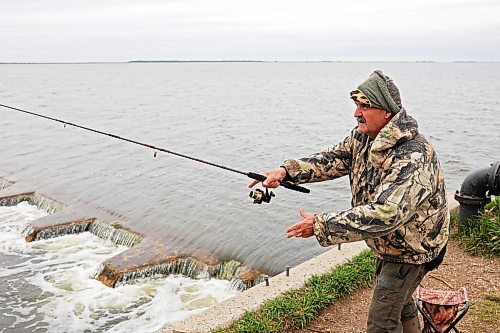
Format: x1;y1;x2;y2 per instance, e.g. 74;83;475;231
1;0;499;62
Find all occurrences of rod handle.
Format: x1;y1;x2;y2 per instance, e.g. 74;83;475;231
281;180;310;193
247;172;310;194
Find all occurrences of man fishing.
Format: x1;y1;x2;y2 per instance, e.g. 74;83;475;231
249;70;449;333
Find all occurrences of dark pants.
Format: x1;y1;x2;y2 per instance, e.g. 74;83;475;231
367;259;428;332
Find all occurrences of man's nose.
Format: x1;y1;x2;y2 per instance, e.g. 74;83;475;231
354;105;362;117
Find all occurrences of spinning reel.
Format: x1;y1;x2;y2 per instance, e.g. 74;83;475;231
249;188;275;204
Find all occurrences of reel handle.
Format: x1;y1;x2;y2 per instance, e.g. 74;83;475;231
247;172;310;193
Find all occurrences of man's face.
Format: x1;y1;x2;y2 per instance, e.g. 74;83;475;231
354;103;392;139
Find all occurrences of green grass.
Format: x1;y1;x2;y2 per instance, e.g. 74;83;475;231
213;250;376;333
450;211;460;229
453;196;500;257
470;294;500;327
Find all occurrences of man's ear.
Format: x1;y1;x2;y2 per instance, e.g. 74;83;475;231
384;112;393;120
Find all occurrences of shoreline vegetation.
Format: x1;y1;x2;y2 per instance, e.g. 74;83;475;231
454;196;500;257
213;250;376;333
213;198;500;333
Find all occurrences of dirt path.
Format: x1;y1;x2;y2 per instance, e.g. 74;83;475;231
290;239;499;333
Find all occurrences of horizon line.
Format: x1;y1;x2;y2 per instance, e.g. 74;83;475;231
0;59;498;65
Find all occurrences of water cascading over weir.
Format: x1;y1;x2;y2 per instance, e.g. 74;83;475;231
0;175;264;290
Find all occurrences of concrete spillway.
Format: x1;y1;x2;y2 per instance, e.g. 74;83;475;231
0;176;264;290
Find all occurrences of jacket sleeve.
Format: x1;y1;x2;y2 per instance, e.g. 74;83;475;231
280;131;354;184
313;151;433;246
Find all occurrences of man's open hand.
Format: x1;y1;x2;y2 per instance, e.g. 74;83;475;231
287;209;314;238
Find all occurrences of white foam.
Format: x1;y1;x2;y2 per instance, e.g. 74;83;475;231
0;202;239;332
0;201;48;256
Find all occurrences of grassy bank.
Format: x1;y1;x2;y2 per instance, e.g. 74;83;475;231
452;196;500;256
213;250;376;333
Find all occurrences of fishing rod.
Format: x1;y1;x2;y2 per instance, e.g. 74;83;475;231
0;103;309;203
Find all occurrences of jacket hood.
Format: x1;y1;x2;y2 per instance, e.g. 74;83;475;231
369;108;419;168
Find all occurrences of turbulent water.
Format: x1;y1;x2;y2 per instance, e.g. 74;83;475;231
0;202;237;332
0;62;499;330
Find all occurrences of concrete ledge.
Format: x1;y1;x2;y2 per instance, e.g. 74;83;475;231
0;187;65;214
162;241;368;333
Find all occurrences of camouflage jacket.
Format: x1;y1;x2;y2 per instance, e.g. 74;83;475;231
282;109;449;264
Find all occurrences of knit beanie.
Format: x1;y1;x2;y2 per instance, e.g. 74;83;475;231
350;70;402;114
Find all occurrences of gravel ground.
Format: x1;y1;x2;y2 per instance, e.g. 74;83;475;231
290;239;499;333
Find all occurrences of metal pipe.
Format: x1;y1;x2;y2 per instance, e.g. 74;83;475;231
264;275;269;286
454;161;500;230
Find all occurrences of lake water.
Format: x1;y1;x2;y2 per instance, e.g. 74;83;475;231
1;62;499;331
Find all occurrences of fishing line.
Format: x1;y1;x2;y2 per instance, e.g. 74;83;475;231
0;103;310;202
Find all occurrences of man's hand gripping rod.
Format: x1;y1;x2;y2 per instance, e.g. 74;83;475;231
247;172;309;204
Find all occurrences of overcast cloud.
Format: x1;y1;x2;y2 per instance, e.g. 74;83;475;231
1;0;499;62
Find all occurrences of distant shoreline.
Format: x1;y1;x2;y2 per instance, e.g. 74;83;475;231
0;60;496;65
